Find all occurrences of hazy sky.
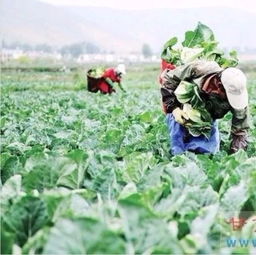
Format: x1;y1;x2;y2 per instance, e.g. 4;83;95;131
40;0;256;13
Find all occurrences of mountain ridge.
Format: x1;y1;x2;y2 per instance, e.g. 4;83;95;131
1;0;255;53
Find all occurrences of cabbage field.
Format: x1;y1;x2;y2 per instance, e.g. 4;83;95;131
1;63;256;254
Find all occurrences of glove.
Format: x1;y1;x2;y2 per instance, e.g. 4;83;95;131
172;107;189;125
230;132;248;154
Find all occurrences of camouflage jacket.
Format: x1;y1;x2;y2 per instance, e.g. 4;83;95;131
160;60;250;135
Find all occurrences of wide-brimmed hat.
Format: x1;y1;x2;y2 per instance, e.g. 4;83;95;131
116;64;126;75
220;67;248;110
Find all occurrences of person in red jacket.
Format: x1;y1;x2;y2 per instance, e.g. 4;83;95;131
97;64;126;94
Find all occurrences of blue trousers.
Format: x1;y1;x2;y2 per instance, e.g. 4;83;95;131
166;113;220;155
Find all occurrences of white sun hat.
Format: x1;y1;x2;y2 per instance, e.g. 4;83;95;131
220;67;248;110
116;64;126;75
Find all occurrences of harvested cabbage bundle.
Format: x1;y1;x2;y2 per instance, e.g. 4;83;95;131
87;67;104;79
161;22;238;67
182;103;212;138
175;81;213;138
175;81;203;108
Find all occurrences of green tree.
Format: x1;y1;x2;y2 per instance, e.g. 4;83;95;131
60;42;100;57
34;44;52;53
86;42;100;54
142;43;152;58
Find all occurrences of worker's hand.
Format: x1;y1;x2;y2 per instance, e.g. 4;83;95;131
230;132;248;154
172;107;189;125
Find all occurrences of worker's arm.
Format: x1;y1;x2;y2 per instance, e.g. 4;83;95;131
230;107;250;153
160;63;195;113
117;82;125;92
105;77;115;88
160;60;222;113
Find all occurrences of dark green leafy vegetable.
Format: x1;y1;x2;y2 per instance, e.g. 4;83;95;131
161;22;238;67
43;218;126;254
3;196;48;247
174;81;212;138
0;64;255;254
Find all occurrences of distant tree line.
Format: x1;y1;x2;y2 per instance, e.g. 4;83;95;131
60;42;100;57
2;40;256;58
142;43;153;58
2;41;53;53
2;40;100;56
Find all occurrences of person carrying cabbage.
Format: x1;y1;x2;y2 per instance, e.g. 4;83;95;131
87;64;126;94
160;60;250;155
